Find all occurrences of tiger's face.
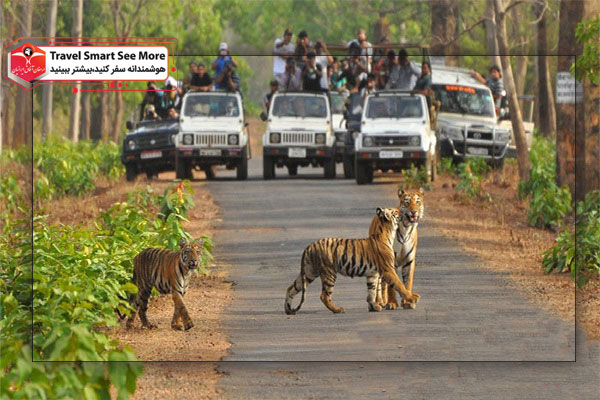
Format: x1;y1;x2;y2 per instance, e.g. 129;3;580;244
376;207;401;231
398;188;424;225
179;238;202;270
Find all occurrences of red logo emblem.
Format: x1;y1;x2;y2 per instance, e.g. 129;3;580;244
10;42;46;83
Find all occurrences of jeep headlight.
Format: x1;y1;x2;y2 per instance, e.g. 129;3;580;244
127;139;136;150
446;127;464;141
228;134;239;145
409;136;420;146
315;133;326;145
363;136;374;147
170;134;177;144
270;132;280;144
496;130;510;143
183;134;194;145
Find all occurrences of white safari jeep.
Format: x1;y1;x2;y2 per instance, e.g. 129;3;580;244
261;91;336;179
176;91;249;180
354;91;436;185
431;66;515;167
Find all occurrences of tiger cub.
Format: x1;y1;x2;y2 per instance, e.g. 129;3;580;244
284;207;420;315
121;237;202;330
377;188;424;310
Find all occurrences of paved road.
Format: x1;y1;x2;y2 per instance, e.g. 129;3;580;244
204;159;598;398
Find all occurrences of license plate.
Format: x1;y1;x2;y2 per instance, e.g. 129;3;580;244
200;149;221;156
467;147;488;156
288;148;306;158
379;150;403;158
140;150;162;159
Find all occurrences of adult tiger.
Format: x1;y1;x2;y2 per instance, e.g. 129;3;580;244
284;207;420;314
117;237;202;330
378;188;424;310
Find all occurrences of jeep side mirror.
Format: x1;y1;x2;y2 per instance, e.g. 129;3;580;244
260;112;267;122
126;121;134;130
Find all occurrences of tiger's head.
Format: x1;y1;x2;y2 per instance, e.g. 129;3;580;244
398;187;424;225
370;207;401;239
179;237;203;270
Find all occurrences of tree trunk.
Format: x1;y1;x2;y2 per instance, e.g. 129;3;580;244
534;0;556;138
430;0;460;67
579;0;600;199
68;0;83;142
41;0;58;138
484;0;502;68
80;86;91;140
494;0;530;182
99;91;111;142
15;0;33;148
514;55;528;97
556;0;584;197
112;91;124;142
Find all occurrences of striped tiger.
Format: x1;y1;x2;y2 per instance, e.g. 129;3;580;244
284;207;420;315
119;237;202;330
378;188;424;310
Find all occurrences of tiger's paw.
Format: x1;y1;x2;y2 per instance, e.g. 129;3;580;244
144;322;158;329
368;303;383;312
171;323;184;331
402;300;417;310
331;307;345;314
184;321;194;331
386;301;399;310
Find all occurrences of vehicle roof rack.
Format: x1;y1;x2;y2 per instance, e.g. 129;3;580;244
277;90;327;96
372;90;416;96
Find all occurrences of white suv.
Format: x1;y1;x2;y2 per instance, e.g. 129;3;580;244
354;91;436;185
176;91;249;180
261;92;336;179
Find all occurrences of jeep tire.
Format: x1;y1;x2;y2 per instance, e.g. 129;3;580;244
324;157;336;179
176;156;192;180
263;155;275;180
287;164;298;176
343;154;355;179
355;158;373;185
125;164;137;182
237;146;248;180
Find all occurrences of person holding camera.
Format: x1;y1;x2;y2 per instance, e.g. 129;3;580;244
139;82;166;121
294;30;312;70
278;58;302;91
386;49;420;90
212;42;238;88
264;79;279;111
273;28;295;81
214;61;240;92
314;41;333;91
302;51;324;92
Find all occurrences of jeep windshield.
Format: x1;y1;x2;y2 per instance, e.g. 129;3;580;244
183;94;240;117
330;93;347;114
272;95;327;118
365;96;423;119
433;84;495;118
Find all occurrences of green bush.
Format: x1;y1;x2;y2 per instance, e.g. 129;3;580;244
400;164;432;191
542;191;600;287
438;157;457;174
29;136;124;198
455;158;491;203
0;182;211;398
518;136;572;229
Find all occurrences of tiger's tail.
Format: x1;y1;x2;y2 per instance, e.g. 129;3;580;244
284;247;310;315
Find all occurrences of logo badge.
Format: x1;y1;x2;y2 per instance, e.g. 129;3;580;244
473;132;482;139
7;42;47;89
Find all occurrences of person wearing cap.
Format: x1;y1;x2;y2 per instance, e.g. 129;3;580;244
278;58;302;91
140;82;165;121
212;42;237;88
386;49;420;90
294;30;312;70
144;104;159;120
264;79;279;111
273;28;296;81
347;28;373;73
302;51;324;92
190;63;213;92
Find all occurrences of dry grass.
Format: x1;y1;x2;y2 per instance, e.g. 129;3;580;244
425;161;599;342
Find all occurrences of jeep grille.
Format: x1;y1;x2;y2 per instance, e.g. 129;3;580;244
138;135;170;149
281;132;313;145
195;133;227;146
373;136;411;147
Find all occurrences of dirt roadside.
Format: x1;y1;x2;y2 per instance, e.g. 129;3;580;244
419;162;599;342
39;172;231;399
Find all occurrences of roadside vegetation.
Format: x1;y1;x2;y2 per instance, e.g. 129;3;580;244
0;141;212;399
